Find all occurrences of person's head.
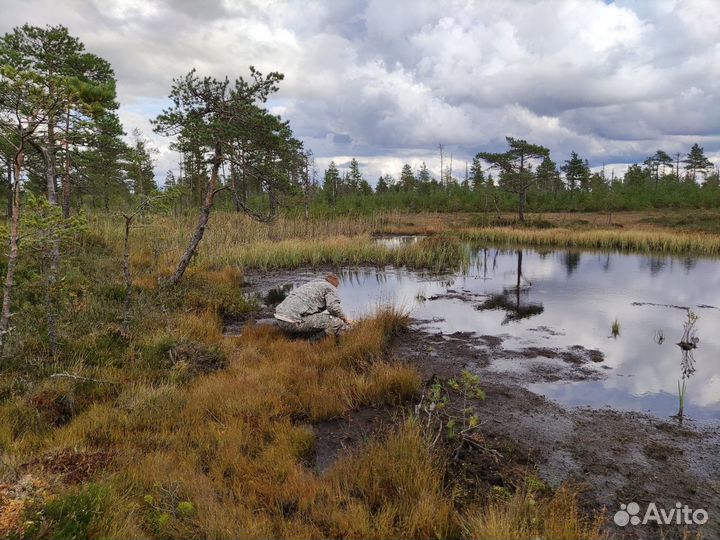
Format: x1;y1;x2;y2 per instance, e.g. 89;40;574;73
325;273;340;288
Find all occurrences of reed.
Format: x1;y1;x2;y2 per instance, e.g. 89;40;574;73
677;379;687;419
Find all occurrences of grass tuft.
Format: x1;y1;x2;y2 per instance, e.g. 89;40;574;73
463;484;605;540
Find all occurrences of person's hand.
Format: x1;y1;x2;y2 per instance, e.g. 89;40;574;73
345;317;355;325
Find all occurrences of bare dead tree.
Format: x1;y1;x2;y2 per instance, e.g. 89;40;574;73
121;194;164;335
438;143;444;187
303;149;313;221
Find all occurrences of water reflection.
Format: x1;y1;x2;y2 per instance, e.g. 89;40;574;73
476;251;544;324
264;284;293;305
373;235;426;249
562;251;581;276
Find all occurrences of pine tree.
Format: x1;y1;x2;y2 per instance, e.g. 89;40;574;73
469;155;485;191
164;170;177;188
126;129;158;196
358;179;373;195
0;24;118;353
535;156;562;194
347;158;363;194
623;164;651;188
561;151;591;192
478;137;549;221
153;67;297;285
323;161;340;205
375;175;388;194
683;143;713;181
399;163;415;191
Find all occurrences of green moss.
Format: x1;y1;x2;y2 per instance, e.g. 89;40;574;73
23;483;111;540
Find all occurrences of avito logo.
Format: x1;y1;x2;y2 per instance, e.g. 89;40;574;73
614;501;708;527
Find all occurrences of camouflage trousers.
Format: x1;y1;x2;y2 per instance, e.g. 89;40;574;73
276;312;349;337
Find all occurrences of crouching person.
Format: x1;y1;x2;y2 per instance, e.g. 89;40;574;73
274;273;353;337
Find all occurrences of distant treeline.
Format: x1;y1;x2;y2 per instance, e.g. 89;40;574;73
300;142;720;217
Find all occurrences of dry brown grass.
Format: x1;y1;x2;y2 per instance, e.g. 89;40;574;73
3;301;607;539
463;485;606;540
26;309;425;536
460;227;720;255
176;309;224;345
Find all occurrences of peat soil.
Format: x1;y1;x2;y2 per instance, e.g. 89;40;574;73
230;270;720;540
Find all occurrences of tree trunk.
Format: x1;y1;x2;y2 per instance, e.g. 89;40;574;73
38;140;61;356
518;190;526;222
269;184;276;216
46;119;58;204
75;181;82;213
5;157;11;219
104;173;110;212
0;151;24;354
122;214;133;335
61;108;71;218
168;143;222;286
229;163;241;212
240;150;247;205
303;179;310;221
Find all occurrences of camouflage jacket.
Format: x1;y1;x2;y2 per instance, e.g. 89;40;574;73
274;280;346;323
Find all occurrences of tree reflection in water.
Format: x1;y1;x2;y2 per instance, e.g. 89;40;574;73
476;250;544;324
676;310;699;422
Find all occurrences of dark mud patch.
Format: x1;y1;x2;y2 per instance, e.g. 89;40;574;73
644;442;683;461
443;430;533;506
504;344;604;365
223;305;275;336
427;289;489;302
480;344;607;384
477;334;505;348
21;448;115;485
310;406;396;473
528;325;565;337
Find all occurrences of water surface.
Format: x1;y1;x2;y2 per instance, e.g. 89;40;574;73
267;246;720;422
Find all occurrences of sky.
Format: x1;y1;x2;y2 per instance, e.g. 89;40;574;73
2;0;719;184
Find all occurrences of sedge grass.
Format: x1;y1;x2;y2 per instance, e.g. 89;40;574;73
459;227;720;256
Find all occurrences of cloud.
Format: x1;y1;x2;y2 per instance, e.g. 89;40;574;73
2;0;718;183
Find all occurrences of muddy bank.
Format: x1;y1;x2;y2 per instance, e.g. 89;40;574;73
231;270;720;539
391;327;720;540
